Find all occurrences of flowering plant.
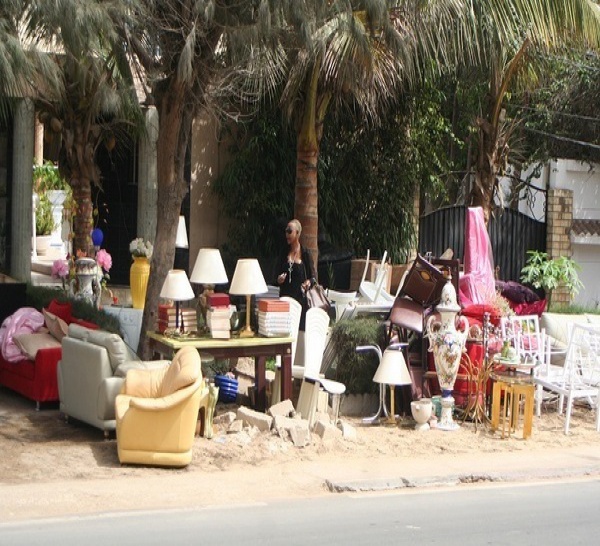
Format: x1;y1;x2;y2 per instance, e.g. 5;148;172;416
95;248;112;290
51;259;70;291
129;238;153;259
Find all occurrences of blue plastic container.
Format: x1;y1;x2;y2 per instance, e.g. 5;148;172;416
214;375;239;403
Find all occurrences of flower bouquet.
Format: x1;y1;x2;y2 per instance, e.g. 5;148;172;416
129;238;153;259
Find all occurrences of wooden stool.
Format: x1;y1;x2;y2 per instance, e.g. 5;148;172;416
491;371;535;439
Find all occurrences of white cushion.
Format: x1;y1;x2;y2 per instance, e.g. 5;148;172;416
14;332;61;360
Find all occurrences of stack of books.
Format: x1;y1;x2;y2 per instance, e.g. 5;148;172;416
257;299;291;337
158;305;197;333
207;293;231;339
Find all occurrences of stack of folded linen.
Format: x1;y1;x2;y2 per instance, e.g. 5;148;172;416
257;299;290;337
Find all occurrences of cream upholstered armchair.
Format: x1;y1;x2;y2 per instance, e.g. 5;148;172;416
115;346;209;467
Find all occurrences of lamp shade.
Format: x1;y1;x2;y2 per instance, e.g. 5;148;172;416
229;258;268;295
160;270;195;301
175;216;188;249
373;348;412;386
190;248;228;285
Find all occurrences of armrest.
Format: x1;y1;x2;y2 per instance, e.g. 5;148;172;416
34;346;63;384
122;366;168;398
127;381;202;412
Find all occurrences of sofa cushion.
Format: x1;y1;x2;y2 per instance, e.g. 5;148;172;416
86;330;131;373
13;332;61;360
43;309;68;342
67;322;94;341
47;299;73;324
160;346;200;397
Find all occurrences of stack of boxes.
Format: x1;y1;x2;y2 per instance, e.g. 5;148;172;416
157;304;197;333
257;298;291;337
206;293;231;339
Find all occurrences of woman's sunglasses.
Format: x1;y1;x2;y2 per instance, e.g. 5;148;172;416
285;227;294;234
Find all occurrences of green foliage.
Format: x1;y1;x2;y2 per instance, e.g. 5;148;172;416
35;194;56;236
25;285;121;334
328;318;388;394
520;251;584;299
548;303;600;314
214;83;454;268
212;108;297;272
33;161;70;192
319;84;454;263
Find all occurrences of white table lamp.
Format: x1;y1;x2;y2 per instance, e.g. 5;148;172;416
373;346;412;425
229;258;268;337
160;269;194;332
190;248;229;326
175;216;189;249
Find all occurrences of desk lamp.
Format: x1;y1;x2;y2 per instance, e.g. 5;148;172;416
228;258;267;337
160;270;194;332
373;344;412;425
190;248;229;326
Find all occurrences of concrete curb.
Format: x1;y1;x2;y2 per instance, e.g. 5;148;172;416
325;466;600;493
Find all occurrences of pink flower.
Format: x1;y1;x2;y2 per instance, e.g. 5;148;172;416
96;249;112;272
51;260;69;279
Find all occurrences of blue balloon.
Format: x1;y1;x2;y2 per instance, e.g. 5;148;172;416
91;228;104;247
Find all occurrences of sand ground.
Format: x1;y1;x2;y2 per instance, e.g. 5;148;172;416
1;386;600;522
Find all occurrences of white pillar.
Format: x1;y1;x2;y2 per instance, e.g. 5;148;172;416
137;106;158;243
11;99;35;282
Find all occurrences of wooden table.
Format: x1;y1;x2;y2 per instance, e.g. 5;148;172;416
147;332;294;412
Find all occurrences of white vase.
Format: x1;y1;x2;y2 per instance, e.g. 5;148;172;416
411;399;433;431
426;279;468;431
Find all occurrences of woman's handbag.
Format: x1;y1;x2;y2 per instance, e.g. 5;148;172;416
304;283;331;313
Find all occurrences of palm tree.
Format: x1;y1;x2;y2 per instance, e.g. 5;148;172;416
467;0;600;222
276;0;490;265
1;1;143;255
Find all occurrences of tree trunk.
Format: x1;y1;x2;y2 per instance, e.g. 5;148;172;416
293;64;330;273
70;173;94;255
295;142;319;270
138;81;190;359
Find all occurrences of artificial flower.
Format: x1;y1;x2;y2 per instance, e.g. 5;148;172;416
129;238;153;259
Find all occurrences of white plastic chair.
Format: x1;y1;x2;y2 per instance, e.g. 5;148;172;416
270;297;302;406
500;315;546;368
358;250;394;305
534;322;600;434
296;308;346;426
326;288;358;322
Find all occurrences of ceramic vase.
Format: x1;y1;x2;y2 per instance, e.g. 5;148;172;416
74;257;98;306
130;256;150;309
411;399;433;431
426;278;468;431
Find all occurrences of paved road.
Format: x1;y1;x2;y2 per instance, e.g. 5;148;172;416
2;478;600;545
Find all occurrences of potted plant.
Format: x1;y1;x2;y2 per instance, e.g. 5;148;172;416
35;193;56;256
520;251;584;308
33;161;72;254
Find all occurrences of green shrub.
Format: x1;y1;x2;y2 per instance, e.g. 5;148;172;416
25;285;121;334
35;194;56;236
328;317;388;394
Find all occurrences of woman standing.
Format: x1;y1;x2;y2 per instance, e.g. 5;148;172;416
275;219;315;331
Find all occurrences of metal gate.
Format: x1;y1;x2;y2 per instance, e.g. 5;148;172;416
419;205;546;282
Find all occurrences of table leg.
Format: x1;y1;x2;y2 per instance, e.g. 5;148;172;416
280;351;292;403
255;356;266;412
491;380;501;431
522;385;535;439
